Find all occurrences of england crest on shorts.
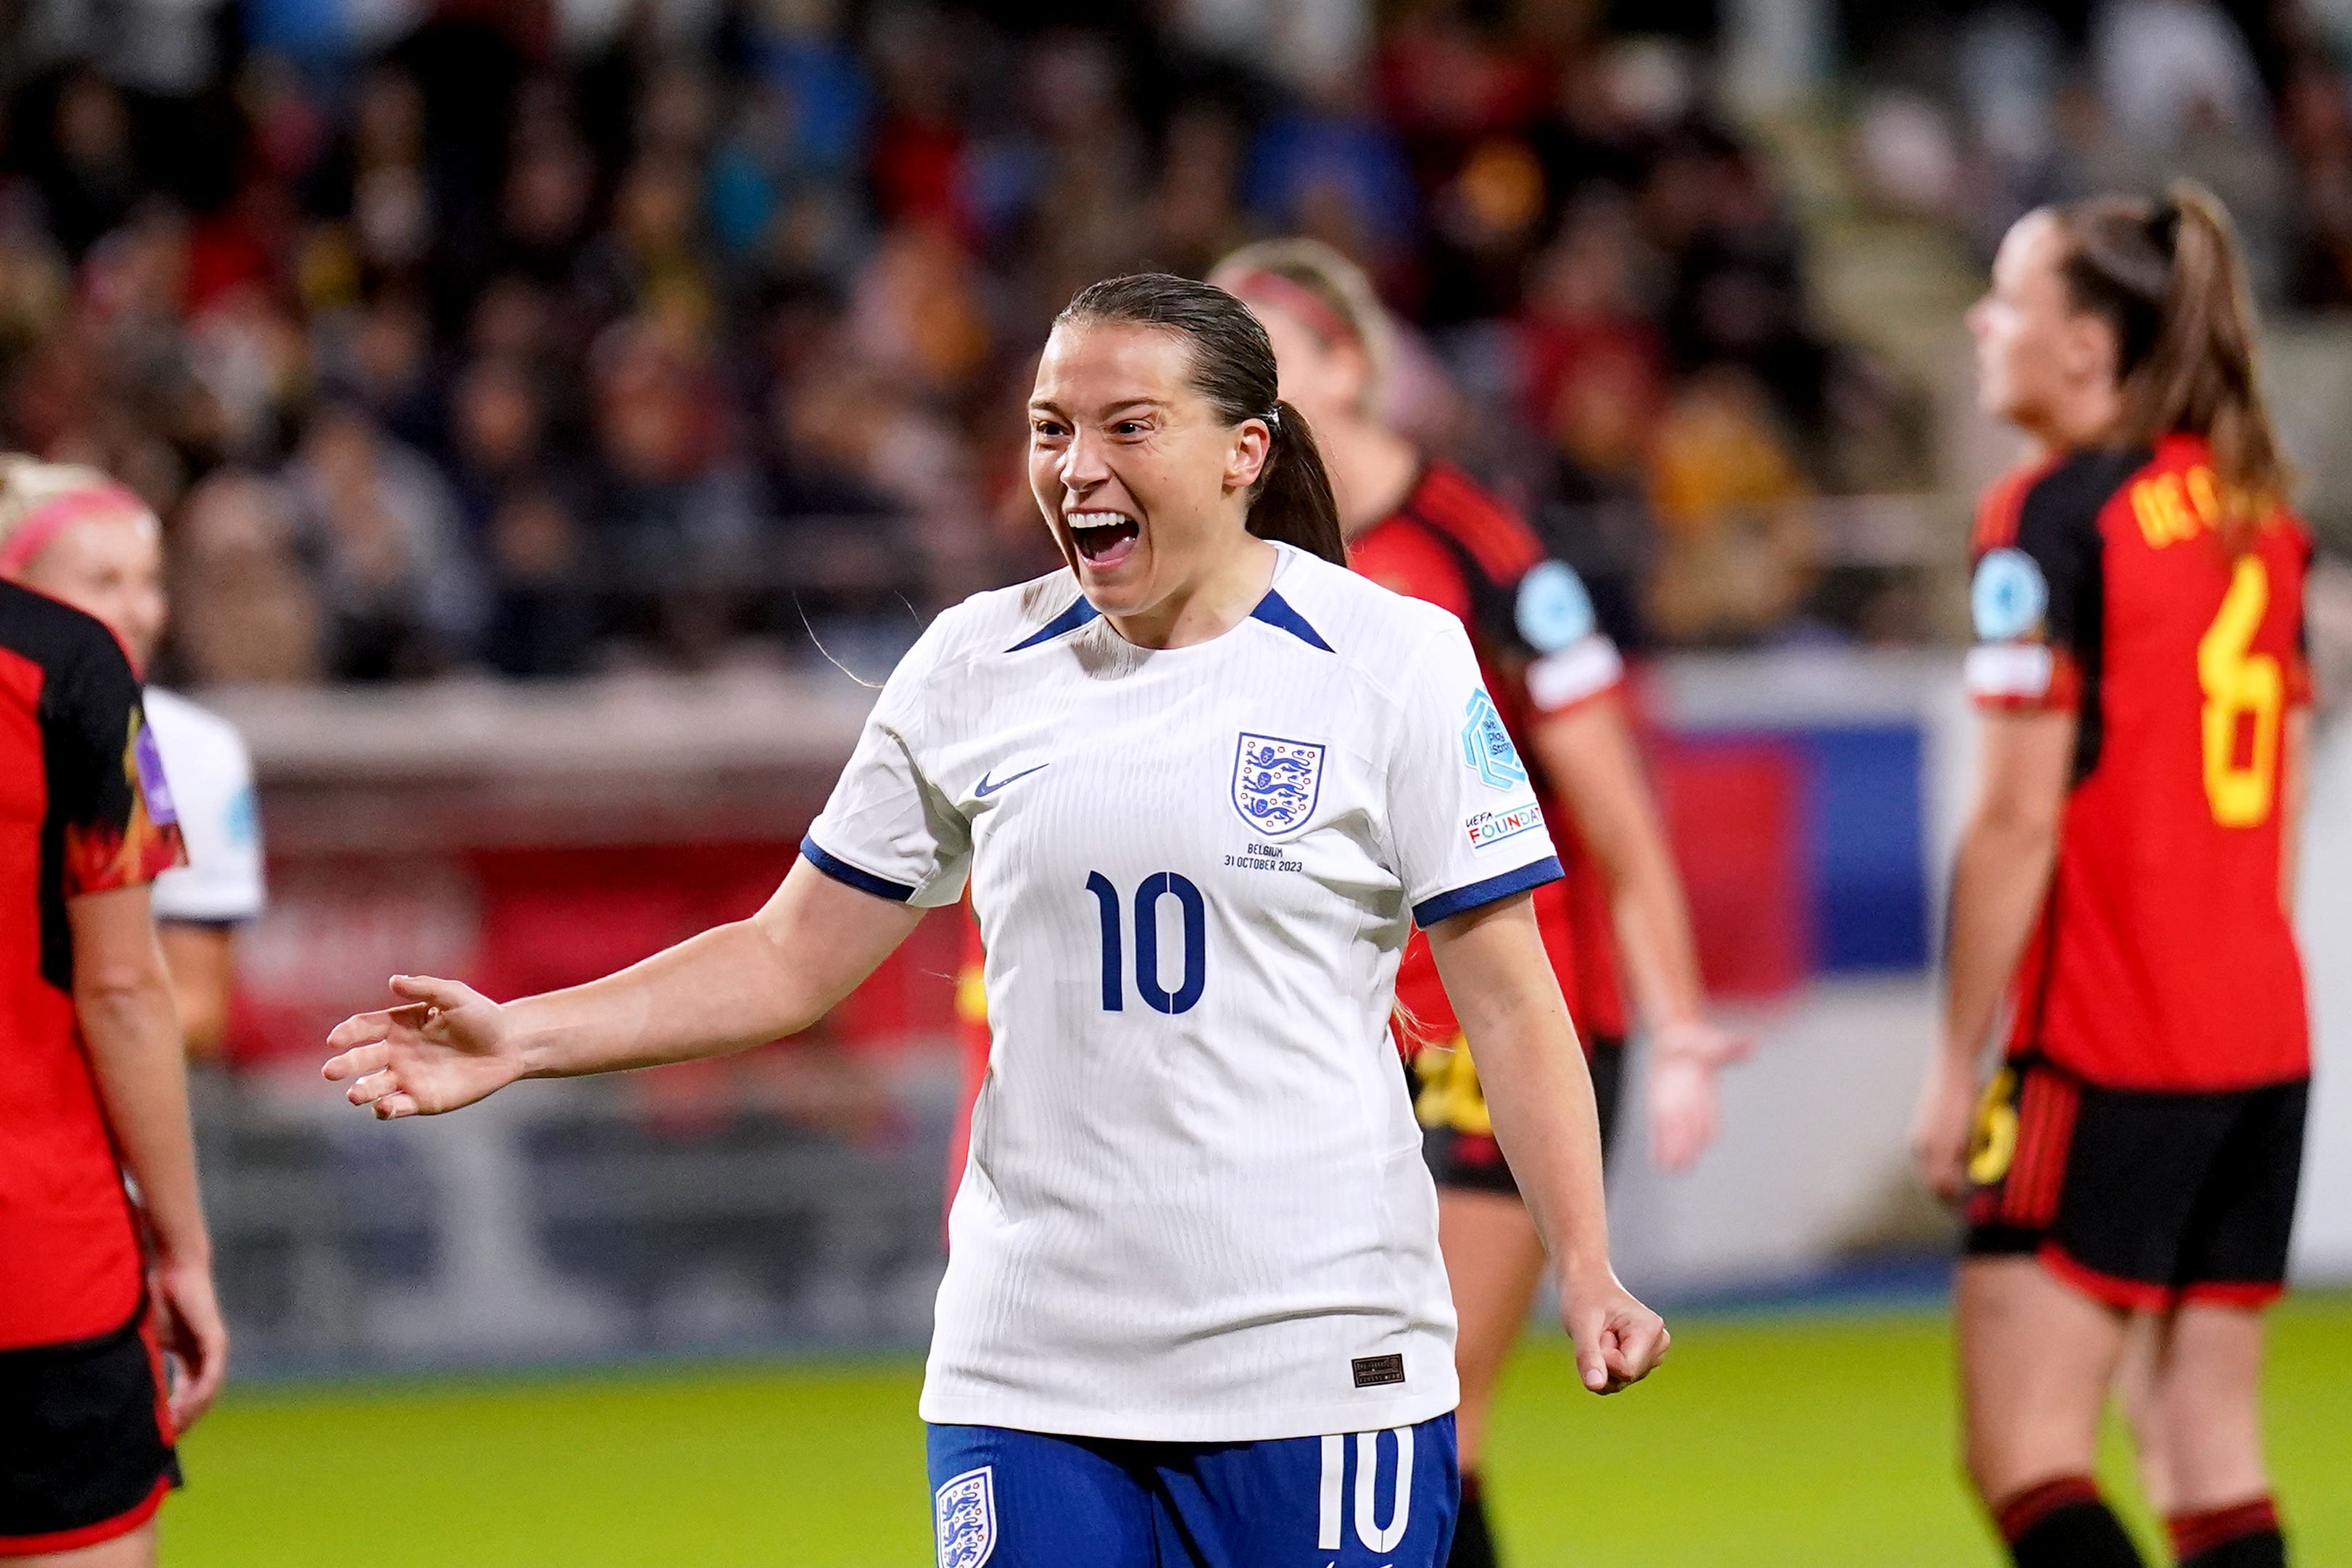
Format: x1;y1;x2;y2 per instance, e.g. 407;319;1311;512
1232;732;1326;834
934;1467;996;1568
1461;689;1528;791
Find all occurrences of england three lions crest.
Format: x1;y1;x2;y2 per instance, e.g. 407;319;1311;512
934;1467;995;1568
1232;733;1326;834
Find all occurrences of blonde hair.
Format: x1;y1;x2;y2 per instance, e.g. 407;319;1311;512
2052;181;2292;545
0;456;120;539
0;456;158;579
1211;238;1394;407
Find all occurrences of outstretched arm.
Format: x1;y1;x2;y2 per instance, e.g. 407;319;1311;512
326;859;927;1118
1427;891;1669;1395
1531;695;1747;1169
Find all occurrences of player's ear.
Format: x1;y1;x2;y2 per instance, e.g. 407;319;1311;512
2056;298;2117;390
1226;417;1272;493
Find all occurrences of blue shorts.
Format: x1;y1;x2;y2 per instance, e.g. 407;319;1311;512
927;1415;1458;1568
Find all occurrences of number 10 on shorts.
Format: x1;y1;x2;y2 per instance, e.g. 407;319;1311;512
1319;1427;1415;1553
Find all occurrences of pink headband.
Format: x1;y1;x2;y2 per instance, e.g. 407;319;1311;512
1224;267;1362;350
0;481;149;578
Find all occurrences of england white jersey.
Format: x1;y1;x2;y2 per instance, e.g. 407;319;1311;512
803;543;1563;1442
142;687;265;924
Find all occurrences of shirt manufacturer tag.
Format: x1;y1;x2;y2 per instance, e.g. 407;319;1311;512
1351;1353;1405;1388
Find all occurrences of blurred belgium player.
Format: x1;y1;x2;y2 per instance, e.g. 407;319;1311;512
1913;184;2312;1568
1;462;268;1058
0;472;225;1564
1212;239;1746;1568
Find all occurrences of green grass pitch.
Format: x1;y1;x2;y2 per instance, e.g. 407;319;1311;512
163;1295;2352;1566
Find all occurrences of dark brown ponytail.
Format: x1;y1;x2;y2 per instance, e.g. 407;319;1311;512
2053;181;2292;547
1250;399;1345;563
1057;273;1348;566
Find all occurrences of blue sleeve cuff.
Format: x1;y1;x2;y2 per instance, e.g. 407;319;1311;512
799;834;917;903
1411;855;1565;929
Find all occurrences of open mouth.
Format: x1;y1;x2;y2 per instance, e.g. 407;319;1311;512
1067;510;1141;571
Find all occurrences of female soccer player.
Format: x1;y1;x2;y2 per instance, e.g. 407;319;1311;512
1;463;269;1056
1212;239;1742;1568
0;476;225;1564
324;273;1668;1568
1911;184;2310;1568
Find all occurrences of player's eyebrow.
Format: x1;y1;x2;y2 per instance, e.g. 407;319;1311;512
1026;397;1169;418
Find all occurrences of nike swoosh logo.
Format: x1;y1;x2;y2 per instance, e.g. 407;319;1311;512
974;763;1050;798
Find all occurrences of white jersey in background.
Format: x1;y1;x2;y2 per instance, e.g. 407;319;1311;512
141;686;265;924
803;542;1564;1443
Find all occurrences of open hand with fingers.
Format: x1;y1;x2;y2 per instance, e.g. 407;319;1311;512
323;975;523;1119
1645;1017;1754;1172
1560;1262;1671;1395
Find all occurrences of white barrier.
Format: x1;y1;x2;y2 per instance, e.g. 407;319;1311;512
2291;719;2352;1282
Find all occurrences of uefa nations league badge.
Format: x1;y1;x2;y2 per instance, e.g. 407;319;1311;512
1232;733;1327;834
1971;547;2048;642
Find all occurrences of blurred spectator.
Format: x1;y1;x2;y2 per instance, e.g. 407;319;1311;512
33;69;144;257
444;354;552;532
2280;54;2352;308
340;65;435;278
581;315;758;660
0;200;72;367
481;486;595;679
184;286;311;464
1151;101;1253;281
1515;196;1664;643
287;401;483;679
315;286;442;451
577;150;720;334
496;126;597;287
1174;0;1367;98
1516;196;1663;446
1645;366;1818;645
2091;0;2268;152
1244;91;1419;282
168;469;325;684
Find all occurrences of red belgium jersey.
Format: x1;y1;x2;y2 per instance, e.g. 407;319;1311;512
1;580;186;1350
1349;462;1629;1049
1967;434;2310;1091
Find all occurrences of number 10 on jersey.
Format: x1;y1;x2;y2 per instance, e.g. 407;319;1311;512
1085;872;1206;1013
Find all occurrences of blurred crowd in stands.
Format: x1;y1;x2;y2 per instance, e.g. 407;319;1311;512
0;0;2341;682
1848;0;2352;312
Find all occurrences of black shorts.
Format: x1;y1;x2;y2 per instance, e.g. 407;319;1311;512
0;1305;181;1558
1410;1034;1626;1197
1963;1058;2308;1311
